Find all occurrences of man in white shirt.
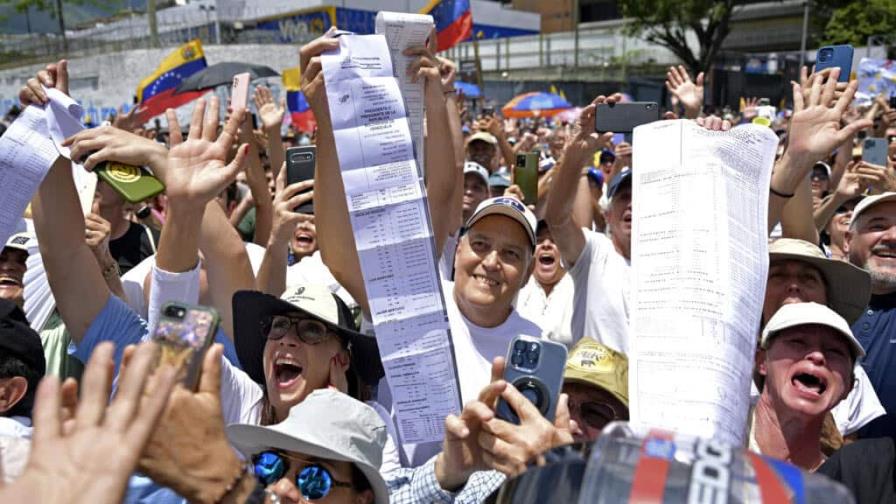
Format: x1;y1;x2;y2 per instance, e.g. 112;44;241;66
440;161;491;280
516;221;575;347
546;156;631;354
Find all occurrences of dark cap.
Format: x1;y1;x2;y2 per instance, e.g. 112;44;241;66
607;169;632;200
0;300;46;378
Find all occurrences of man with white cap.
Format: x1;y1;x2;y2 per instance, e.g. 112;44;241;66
0;232;34;308
466;131;499;172
751;302;864;471
843;192;896;437
439;161;491;279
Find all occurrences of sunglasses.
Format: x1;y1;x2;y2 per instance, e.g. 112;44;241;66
261;315;331;344
574;401;621;430
252;451;353;500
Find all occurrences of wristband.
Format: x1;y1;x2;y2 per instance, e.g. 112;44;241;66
769;186;795;199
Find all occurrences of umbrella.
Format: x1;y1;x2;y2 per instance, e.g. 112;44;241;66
455;80;481;98
174;62;279;94
501;91;572;118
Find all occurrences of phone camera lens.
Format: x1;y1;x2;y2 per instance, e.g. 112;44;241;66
514;340;527;351
512;353;523;366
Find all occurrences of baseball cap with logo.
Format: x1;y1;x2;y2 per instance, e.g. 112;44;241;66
464;161;489;186
464;196;537;248
769;238;870;325
233;285;383;386
563;338;628;407
607;169;632;200
227;389;389;504
761;302;865;359
3;232;36;254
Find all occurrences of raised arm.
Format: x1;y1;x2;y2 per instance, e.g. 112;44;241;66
437;55;465;238
545;96;614;266
253;85;286;181
768;70;870;234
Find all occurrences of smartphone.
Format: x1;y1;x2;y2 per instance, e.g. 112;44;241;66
94;161;165;204
496;336;568;424
595;102;660;133
286;146;316;214
815;45;853;83
153;302;220;390
514;152;538;206
482;106;495;117
889;94;896;110
231;72;251;111
863;137;889;167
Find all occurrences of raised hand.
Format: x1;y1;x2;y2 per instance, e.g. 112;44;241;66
253;85;286;131
742;97;760;121
567;94;618;159
665;65;704;119
270;165;314;245
18;59;70;105
63;125;168;172
404;45;443;91
112;105;145;133
0;342;177;504
84;212;113;259
164;96;249;210
788;68;871;166
300;28;341;117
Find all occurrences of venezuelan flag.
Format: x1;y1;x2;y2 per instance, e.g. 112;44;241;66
136;39;208;120
421;0;472;52
282;67;316;133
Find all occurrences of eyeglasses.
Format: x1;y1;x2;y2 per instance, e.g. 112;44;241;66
252;451;353;500
262;315;331;344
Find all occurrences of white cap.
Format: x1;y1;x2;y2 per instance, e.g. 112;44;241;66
227;389;389;504
761;302;865;358
852;192;896;225
467;131;498;145
465;196;537;247
463;161;489;186
3;233;36;254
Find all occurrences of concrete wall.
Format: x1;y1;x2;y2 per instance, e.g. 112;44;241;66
0;44;299;126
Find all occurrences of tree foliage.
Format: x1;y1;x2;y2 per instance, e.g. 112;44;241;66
822;0;896;47
619;0;740;76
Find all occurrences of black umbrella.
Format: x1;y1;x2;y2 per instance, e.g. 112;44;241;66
174;62;279;94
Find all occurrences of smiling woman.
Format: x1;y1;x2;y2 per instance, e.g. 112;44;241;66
750;302;864;471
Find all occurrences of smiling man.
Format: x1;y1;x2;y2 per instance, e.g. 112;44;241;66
751;302;863;471
0;233;33;308
844;192;896;438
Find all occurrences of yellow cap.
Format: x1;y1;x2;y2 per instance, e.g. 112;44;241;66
751;116;771;127
563;339;628;406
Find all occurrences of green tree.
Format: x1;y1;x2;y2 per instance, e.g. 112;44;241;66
822;0;896;47
619;0;740;76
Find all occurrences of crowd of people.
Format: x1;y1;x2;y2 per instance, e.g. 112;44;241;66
0;26;895;503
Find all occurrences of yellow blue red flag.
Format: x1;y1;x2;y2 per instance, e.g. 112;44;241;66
135;39;207;119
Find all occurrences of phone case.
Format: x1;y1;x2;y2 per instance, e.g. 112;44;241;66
863;138;889;167
595;102;660;133
231;72;251;110
153;302;220;390
514;152;538;206
95;162;165;204
815;45;853;83
286;146;316;214
496;336;568;424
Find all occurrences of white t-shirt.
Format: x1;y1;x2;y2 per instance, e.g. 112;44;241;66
377;278;543;467
567;229;630;354
515;274;575;348
285;251;357;308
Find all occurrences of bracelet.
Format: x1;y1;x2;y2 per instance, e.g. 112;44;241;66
443;86;457;95
769;186;795;199
100;261;120;282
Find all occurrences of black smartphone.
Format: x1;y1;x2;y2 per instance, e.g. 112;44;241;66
153;302;220;391
495;336;568;424
513;152;539;206
595;102;660;133
815;45;854;83
482;106;494;117
889;94;896;110
250;113;259;130
286;146;316;214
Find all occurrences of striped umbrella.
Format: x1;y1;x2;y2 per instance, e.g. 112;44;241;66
501;91;572;118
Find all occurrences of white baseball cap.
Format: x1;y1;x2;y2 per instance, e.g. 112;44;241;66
3;232;36;254
464;161;489;186
761;302;865;359
227;389;389;504
464;196;537;248
851;192;896;225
